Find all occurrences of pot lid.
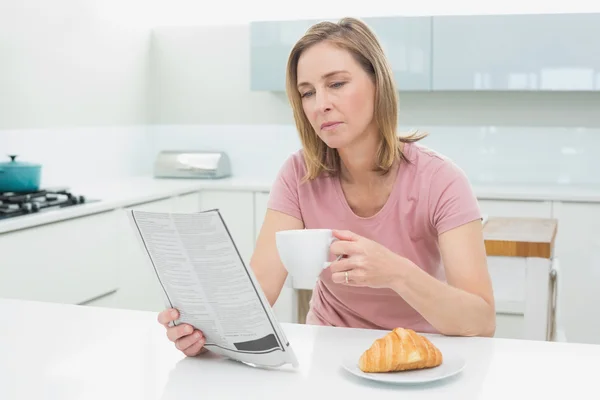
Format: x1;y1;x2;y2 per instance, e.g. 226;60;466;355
0;155;41;168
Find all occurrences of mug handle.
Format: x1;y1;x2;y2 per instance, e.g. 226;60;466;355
323;237;343;269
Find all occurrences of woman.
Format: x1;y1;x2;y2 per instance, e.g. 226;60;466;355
158;17;496;356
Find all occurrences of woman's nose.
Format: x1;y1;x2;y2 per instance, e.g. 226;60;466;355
315;91;332;113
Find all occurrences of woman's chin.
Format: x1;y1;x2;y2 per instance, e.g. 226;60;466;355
318;128;366;151
320;135;351;150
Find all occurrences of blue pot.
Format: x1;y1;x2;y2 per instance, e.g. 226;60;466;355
0;155;42;193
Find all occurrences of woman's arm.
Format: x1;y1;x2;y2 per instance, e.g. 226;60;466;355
329;220;495;337
250;209;304;307
328;157;493;336
388;219;496;337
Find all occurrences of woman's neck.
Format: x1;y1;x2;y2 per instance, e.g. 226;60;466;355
337;129;386;186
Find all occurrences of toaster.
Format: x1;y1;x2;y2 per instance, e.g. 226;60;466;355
153;151;232;179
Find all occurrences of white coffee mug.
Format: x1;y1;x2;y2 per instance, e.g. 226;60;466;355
275;229;337;289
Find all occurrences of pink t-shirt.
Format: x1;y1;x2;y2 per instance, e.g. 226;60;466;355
267;142;482;334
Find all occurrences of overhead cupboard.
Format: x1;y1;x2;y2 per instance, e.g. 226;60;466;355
250;12;600;92
250;16;433;91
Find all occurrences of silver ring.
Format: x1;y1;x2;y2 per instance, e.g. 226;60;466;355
345;271;349;284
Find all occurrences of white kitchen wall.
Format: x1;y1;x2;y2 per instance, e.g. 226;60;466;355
149;24;293;126
150;1;600;26
0;0;152;130
0;1;155;186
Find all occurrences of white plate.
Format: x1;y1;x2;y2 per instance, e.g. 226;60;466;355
341;353;466;384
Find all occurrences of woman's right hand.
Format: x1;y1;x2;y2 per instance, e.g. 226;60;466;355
158;308;207;356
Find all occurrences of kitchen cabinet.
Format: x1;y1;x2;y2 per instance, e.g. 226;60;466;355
112;190;257;313
250;19;312;91
432;13;600;91
173;191;203;213
250;16;432;92
198;190;255;269
360;16;432;91
82;290;118;308
116;197;184;312
552;202;600;345
0;210;120;305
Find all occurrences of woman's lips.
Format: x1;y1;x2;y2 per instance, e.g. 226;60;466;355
321;122;342;130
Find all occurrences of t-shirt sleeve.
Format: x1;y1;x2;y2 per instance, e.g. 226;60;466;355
266;154;303;221
428;160;482;235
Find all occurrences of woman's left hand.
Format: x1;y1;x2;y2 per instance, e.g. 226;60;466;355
328;229;408;289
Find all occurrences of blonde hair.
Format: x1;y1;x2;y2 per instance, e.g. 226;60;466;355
285;17;427;181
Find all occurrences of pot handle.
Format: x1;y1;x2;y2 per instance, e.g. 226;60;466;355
8;155;17;162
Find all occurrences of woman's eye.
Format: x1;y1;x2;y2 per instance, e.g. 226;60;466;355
331;82;345;88
301;91;313;98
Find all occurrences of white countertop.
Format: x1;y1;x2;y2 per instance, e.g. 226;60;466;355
0;176;274;234
2;174;600;234
0;298;598;399
472;182;600;202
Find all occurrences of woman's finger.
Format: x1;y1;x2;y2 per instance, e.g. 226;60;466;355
331;269;357;285
166;323;194;342
330;240;360;257
175;330;204;352
183;337;207;357
157;308;179;327
328;257;353;274
332;229;361;241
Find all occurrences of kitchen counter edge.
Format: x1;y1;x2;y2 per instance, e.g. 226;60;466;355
1;175;600;234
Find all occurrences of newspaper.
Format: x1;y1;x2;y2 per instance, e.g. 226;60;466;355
127;208;299;369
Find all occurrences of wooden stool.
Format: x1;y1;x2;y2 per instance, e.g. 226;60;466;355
484;217;558;341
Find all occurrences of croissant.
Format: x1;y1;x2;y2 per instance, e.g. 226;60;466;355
358;327;443;373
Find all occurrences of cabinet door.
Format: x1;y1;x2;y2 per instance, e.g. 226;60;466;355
365;16;432;91
552;202;600;345
116;197;176;312
82;291;118;308
172;192;201;213
0;210;119;305
198;191;255;268
250;19;315;91
478;199;553;219
250;16;432;91
495;314;525;340
432;13;600;91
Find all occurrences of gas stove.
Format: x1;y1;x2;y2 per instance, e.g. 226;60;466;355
0;188;90;220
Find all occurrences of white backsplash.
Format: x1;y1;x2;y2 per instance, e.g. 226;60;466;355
1;124;600;189
0;126;153;188
414;125;600;186
150;124;600;186
149;124;302;181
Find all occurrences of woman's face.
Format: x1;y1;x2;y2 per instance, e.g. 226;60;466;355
296;41;377;149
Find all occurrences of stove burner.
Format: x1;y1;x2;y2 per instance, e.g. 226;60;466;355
0;188;87;220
